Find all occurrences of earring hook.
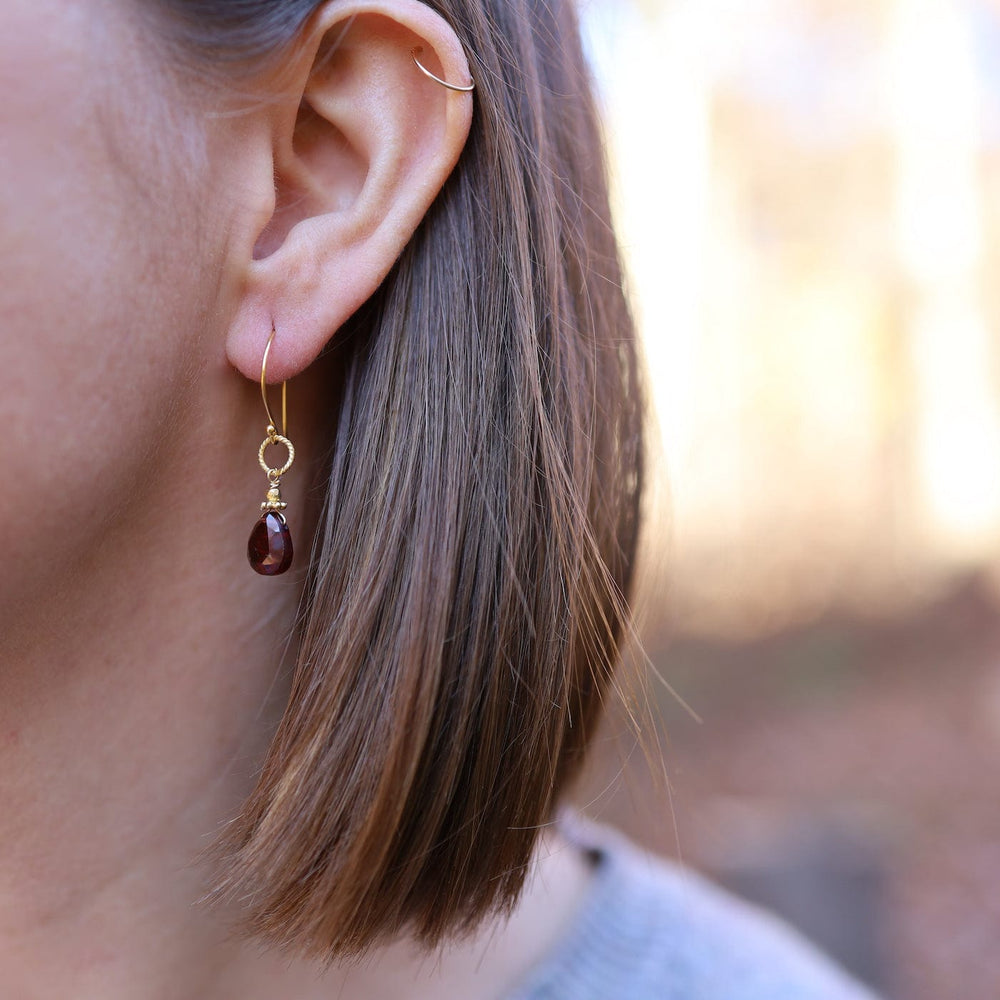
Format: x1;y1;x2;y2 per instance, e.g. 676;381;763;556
260;327;287;438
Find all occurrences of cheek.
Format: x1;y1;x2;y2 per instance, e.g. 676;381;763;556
0;5;225;606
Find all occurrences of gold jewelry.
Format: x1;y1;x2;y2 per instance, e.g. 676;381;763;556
411;46;475;93
247;327;295;576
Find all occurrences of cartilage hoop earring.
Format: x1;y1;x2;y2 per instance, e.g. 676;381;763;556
410;46;475;93
247;328;295;576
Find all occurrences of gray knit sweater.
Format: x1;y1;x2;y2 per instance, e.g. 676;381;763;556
508;819;880;1000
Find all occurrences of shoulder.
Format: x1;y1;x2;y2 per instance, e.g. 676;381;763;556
507;815;881;1000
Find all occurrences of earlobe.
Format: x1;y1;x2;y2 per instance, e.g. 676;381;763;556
225;0;474;384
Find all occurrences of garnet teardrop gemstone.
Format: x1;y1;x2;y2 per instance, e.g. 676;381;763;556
248;511;293;576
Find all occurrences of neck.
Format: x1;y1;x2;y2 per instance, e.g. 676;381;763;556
0;361;593;1000
0;359;307;996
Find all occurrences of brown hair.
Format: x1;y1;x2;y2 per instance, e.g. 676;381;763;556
152;0;644;961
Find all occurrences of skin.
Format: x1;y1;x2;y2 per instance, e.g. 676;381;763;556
0;1;595;997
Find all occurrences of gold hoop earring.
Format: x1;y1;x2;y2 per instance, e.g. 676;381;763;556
247;327;295;576
411;46;475;93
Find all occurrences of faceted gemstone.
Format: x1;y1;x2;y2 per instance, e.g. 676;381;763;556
248;511;293;576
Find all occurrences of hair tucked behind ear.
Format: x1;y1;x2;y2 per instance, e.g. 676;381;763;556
155;0;643;960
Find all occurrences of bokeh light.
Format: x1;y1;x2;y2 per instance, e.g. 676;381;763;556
580;2;1000;996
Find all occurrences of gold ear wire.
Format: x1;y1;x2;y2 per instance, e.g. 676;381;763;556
411;46;475;93
260;326;287;439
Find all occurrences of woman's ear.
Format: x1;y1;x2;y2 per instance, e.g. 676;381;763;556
226;0;474;382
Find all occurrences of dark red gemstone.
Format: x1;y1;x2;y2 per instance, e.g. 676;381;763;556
248;511;293;576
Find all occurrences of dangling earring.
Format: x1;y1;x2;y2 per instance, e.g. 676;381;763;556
247;327;295;576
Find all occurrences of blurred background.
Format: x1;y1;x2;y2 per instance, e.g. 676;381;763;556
576;1;1000;997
